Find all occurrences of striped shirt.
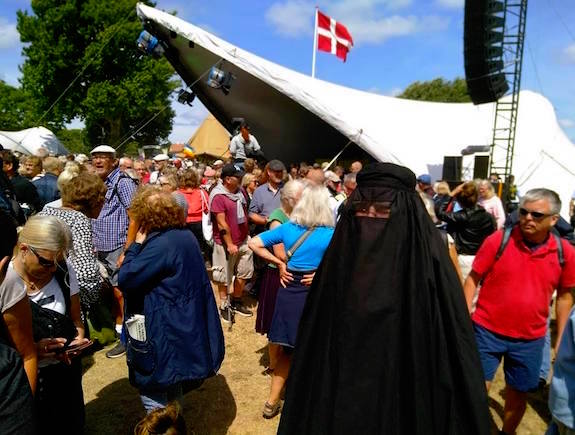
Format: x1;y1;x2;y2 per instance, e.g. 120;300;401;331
92;168;138;252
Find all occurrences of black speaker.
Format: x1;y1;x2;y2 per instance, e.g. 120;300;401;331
464;0;509;104
473;155;490;179
442;156;462;181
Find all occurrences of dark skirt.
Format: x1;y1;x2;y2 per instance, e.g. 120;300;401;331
268;270;314;348
255;266;281;335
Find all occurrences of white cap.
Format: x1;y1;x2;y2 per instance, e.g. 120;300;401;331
213;159;224;166
75;154;89;163
90;145;116;155
324;170;341;183
153;153;169;161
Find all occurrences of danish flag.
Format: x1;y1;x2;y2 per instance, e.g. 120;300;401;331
316;10;354;62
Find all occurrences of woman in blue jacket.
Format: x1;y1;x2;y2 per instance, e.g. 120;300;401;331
119;187;224;412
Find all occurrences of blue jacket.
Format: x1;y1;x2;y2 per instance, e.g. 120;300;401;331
33;173;60;205
119;228;224;390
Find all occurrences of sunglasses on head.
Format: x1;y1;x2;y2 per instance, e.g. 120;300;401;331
519;208;553;220
28;246;57;268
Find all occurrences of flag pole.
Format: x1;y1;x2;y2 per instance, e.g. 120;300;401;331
311;7;318;78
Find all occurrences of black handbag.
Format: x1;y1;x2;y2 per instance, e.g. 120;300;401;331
29;301;77;343
29;262;77;343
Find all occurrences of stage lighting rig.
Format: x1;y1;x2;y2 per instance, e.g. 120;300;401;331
177;89;196;106
137;30;165;58
207;66;236;95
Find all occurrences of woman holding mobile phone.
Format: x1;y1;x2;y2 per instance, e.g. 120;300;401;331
1;215;90;434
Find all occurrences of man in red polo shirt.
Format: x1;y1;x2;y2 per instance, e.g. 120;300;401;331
464;188;575;435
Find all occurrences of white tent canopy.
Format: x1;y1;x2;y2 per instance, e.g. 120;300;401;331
137;4;575;217
0;126;69;156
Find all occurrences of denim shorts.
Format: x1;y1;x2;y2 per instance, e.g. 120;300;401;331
473;322;545;392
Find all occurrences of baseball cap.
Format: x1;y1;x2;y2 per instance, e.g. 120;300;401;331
268;159;286;172
324;170;341;183
90;145;116;155
416;174;431;185
153;153;169;162
221;163;244;178
213;159;224;167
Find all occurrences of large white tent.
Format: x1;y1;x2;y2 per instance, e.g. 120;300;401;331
137;4;575;217
0;126;69;156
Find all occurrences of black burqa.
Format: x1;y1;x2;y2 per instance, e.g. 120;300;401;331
277;163;490;435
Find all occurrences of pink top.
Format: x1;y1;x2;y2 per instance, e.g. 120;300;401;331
479;195;506;230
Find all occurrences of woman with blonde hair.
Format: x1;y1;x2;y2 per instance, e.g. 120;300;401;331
2;215;90;433
249;184;335;419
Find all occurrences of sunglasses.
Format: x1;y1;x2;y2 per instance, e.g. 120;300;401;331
519;208;553;220
28;246;57;268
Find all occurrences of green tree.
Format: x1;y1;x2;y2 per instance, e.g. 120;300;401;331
398;78;471;103
0;80;35;130
17;0;178;148
58;128;90;154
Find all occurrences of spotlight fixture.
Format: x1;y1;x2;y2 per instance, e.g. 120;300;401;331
206;66;236;95
137;30;165;58
177;89;196;106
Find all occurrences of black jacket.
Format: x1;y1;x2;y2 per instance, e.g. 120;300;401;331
437;200;496;255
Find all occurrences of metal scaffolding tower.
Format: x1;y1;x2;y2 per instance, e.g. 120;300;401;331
489;0;528;196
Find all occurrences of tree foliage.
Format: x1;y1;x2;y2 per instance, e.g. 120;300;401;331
398;78;471;103
0;81;35;130
17;0;178;150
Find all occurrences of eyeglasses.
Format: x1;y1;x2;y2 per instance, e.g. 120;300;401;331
28;246;57;268
519;208;553;220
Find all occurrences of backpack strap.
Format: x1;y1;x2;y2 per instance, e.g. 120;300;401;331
496;225;564;267
111;173;138;209
495;226;513;261
551;228;565;267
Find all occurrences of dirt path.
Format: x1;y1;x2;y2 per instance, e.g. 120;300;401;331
82;290;550;434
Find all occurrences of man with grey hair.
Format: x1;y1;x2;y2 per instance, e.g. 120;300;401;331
463;188;575;435
118;156;133;173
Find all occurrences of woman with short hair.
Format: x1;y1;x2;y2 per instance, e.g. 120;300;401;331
478;179;506;230
177;169;210;258
249;184;335;419
40;171;107;310
119;187;224;413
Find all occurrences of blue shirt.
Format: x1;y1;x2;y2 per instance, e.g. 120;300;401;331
92;168;138;252
258;221;334;271
248;183;281;218
549;306;575;429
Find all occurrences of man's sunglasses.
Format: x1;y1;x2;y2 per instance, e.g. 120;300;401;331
28;246;57;268
519;208;553;220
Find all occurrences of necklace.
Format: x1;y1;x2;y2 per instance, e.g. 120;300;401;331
13;258;51;292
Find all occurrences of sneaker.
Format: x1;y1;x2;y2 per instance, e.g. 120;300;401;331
220;306;234;324
232;300;253;317
262;401;281;419
106;342;126;359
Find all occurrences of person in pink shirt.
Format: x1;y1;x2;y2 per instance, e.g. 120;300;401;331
478;179;506;230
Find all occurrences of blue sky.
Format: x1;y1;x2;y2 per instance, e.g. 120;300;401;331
1;0;574;143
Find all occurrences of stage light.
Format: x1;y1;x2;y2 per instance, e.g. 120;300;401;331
177;89;196;106
137;30;165;58
206;66;236;95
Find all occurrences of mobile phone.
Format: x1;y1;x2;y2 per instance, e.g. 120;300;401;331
65;340;94;355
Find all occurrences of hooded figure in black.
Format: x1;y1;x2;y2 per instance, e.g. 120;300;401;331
277;163;490;435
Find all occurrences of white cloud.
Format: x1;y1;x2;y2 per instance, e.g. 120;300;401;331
563;44;575;64
559;118;575;129
435;0;464;8
265;1;449;44
169;101;209;142
0;19;19;49
265;1;313;37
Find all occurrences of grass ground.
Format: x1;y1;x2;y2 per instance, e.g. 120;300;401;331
81;289;551;434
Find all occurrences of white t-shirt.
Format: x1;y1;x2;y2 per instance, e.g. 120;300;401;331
2;261;79;315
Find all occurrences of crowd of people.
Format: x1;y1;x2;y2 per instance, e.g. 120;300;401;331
0;136;574;435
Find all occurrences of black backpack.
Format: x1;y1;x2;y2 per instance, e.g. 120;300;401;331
495;225;564;267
